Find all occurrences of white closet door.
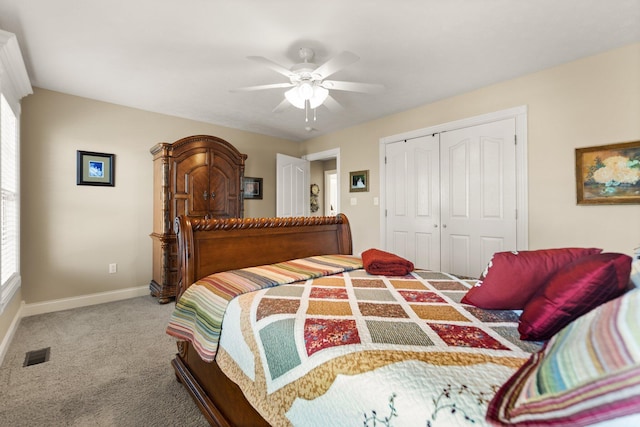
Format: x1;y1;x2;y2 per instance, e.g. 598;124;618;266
440;118;517;277
384;134;440;270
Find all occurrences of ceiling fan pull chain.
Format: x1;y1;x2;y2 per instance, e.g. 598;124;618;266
305;100;309;122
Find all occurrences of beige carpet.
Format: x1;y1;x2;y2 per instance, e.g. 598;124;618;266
0;295;209;426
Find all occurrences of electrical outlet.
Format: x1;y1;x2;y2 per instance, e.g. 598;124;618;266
108;263;117;274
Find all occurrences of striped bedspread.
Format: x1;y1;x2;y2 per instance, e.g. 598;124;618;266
165;254;363;362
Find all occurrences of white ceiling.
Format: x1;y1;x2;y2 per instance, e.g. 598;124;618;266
1;0;639;142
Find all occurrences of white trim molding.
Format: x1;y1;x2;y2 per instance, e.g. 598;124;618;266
0;29;31;316
21;286;150;318
0;300;22;366
0;29;33;105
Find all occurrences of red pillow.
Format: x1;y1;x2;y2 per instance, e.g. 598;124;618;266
461;248;602;309
518;252;632;341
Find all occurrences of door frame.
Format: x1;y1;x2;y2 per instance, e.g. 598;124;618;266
303;148;341;215
379;105;528;252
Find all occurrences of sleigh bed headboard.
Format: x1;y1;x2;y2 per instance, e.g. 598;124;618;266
173;214;353;300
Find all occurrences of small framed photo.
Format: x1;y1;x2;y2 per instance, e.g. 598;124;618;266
575;140;640;205
350;170;369;192
243;177;263;200
77;151;115;186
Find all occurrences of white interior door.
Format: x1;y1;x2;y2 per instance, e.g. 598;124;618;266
384;134;440;270
276;153;309;217
440;118;517;277
324;170;338;216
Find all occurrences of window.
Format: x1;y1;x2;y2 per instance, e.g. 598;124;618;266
0;29;31;314
1;94;19;311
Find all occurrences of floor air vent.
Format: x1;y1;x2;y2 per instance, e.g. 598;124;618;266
24;347;50;367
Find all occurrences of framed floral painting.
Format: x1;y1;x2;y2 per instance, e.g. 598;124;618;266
575;140;640;205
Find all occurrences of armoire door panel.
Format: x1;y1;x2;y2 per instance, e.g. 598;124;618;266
187;165;210;216
210;154;242;218
173;150;210;217
209;168;231;217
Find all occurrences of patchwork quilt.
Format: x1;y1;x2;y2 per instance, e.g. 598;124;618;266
214;268;543;426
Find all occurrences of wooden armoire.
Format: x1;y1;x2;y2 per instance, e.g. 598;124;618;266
149;135;247;303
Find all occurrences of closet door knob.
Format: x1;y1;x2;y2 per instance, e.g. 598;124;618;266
203;191;208;200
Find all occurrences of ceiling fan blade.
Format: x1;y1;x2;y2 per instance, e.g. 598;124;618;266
272;98;291;113
313;51;359;79
231;82;294;92
322;95;344;113
247;56;294;78
321;80;384;93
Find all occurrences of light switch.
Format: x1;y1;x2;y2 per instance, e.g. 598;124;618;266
350;197;357;206
373;197;379;206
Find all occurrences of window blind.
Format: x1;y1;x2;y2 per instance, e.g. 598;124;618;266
1;94;18;288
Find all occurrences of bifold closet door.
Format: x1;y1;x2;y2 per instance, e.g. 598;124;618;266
440;118;518;277
384;134;441;270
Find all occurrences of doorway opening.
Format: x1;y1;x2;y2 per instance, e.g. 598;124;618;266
305;148;340;217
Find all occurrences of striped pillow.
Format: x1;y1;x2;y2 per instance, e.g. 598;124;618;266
487;288;640;426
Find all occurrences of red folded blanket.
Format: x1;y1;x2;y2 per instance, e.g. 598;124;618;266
361;248;414;276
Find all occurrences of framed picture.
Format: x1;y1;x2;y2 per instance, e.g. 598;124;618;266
575;140;640;205
350;170;369;192
76;151;115;186
243;177;263;200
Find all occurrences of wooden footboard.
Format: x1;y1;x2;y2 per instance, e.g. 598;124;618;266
171;214;353;426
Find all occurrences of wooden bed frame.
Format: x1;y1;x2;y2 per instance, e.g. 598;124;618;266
171;214;354;427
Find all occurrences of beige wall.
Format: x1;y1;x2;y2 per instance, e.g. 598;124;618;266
301;43;640;256
19;88;300;304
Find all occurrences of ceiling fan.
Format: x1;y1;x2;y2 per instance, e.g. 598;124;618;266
232;48;384;120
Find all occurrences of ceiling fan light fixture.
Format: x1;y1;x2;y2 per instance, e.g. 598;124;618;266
284;87;305;109
309;86;329;109
298;81;314;99
285;83;329;110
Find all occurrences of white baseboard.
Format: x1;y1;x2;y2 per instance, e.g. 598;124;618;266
21;286;150;318
0;302;23;366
